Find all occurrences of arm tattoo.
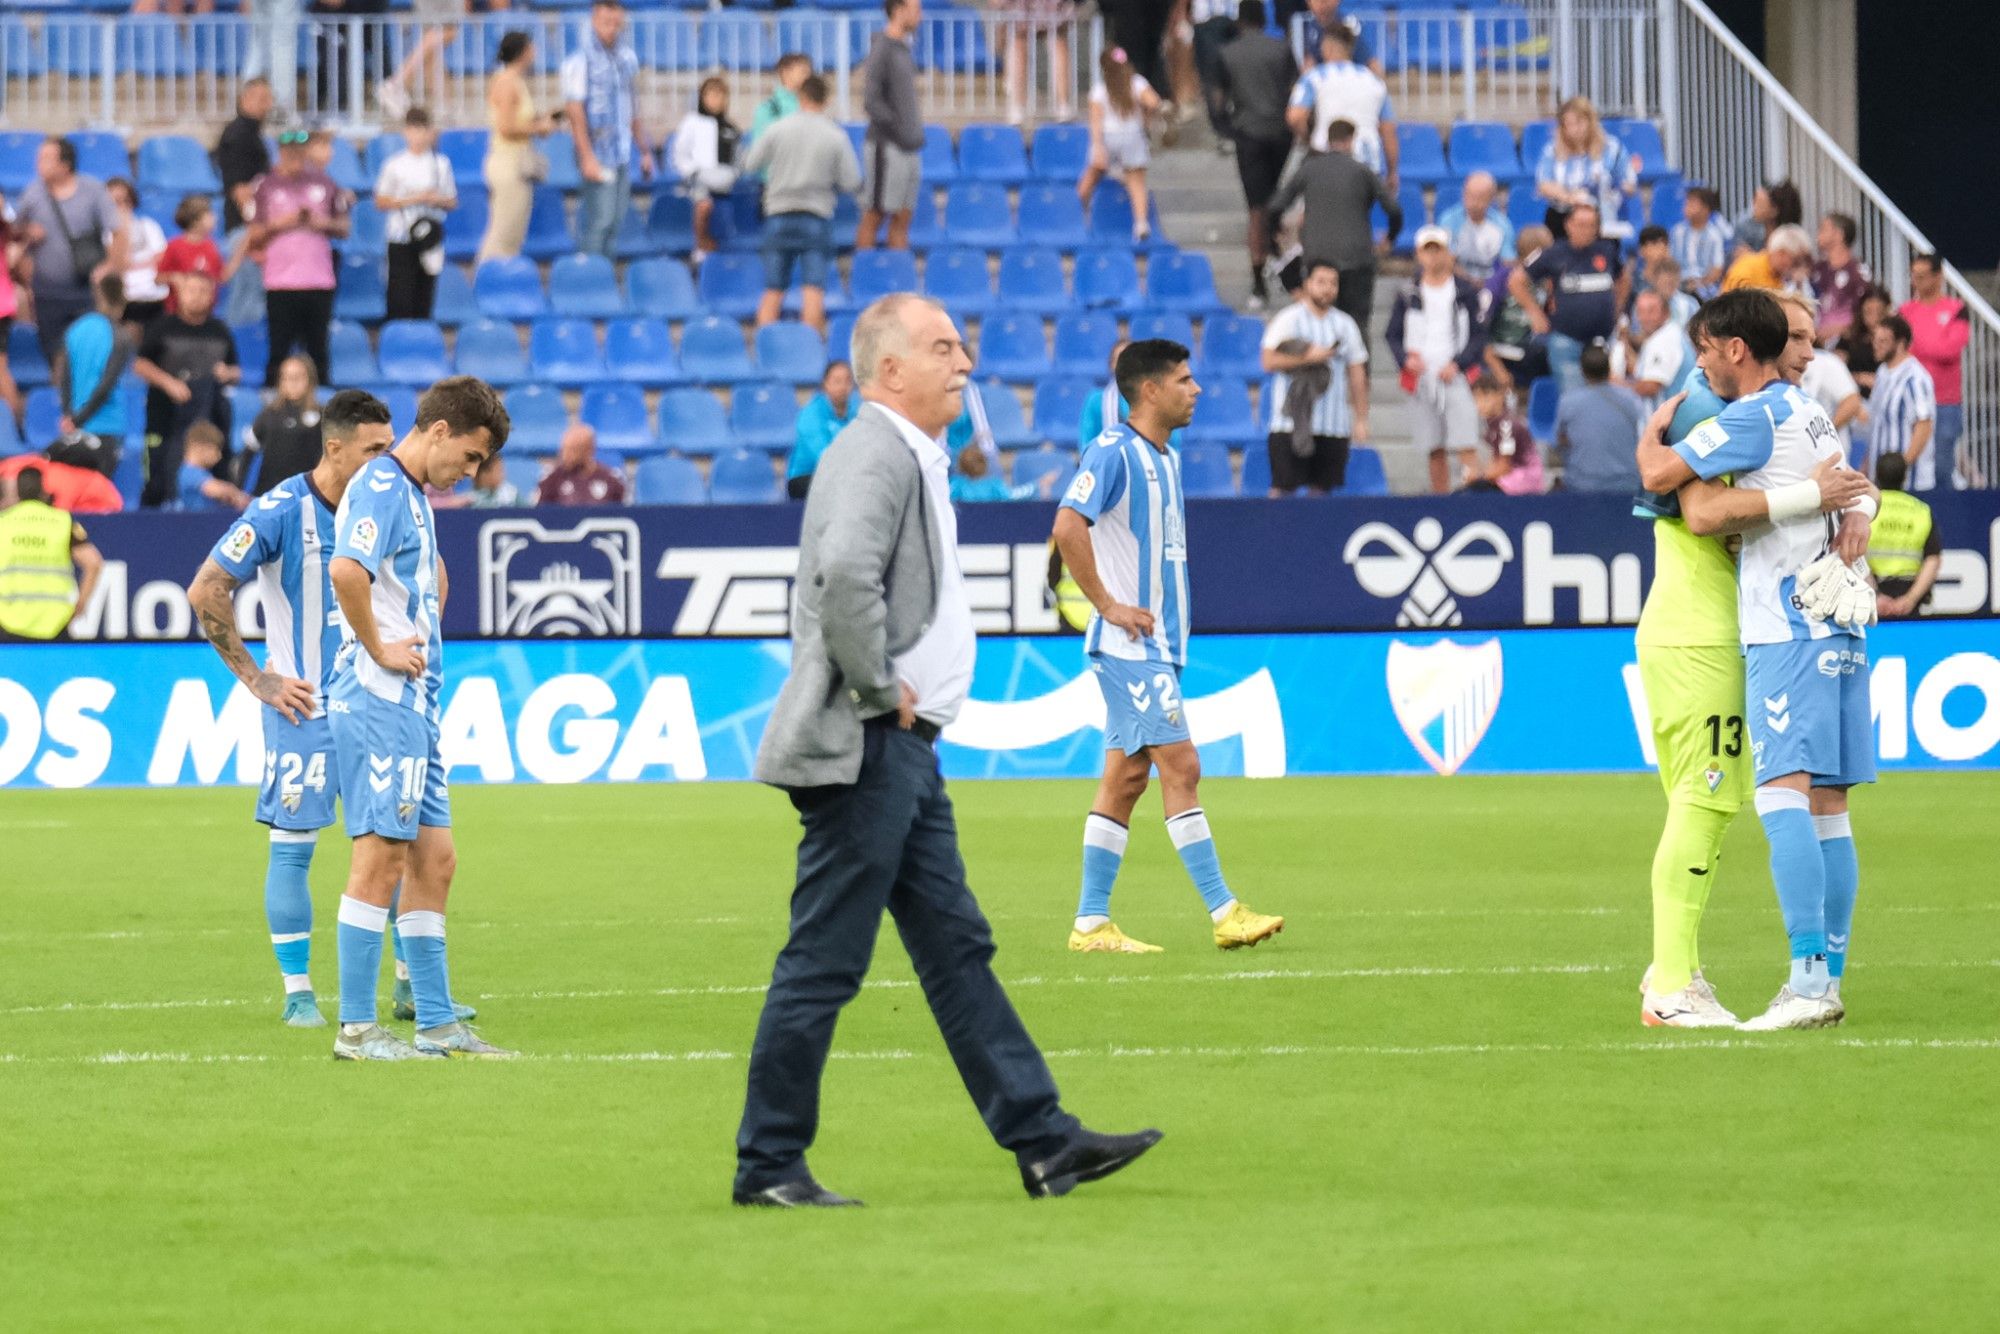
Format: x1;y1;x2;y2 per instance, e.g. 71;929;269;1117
191;564;258;684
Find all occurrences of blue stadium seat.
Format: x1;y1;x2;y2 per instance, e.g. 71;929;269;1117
921;124;960;185
365;133;405;182
1518;119;1555;172
549;254;627;318
522;187;574;260
327;322;379;386
1506;179;1545;231
729;381;798;453
1197;313;1265;382
1031;124;1090;181
1127;312;1194;347
540;132;583;192
581;383;657;454
754;322;828;386
0;132;44;194
530;318;612;386
944;183;1017;248
453;319;530;387
8;324;51;388
1397;178;1430;233
976;378;1035;449
1010;446;1074;496
1607;118;1671;181
657;387;732;456
904;192;947;250
716;187;768;253
627;258;701;321
1014;184;1088;252
976;314;1051;383
1145;252;1223;316
377;321;449;386
996;249;1068;316
1240;443;1272;494
24;388;61;450
231;323;269;386
68;133;130;186
333;255;386;323
437;128;490;186
505;383;571;454
634;453;707;505
346;200;388;258
1052;312;1118;380
1449;121;1522;178
136;135;221;196
505;453;545;498
431;265;477;326
1073;250;1139;311
1397;123;1451;185
1031;377;1092;446
780;270;853;318
647;193;698;255
1341;446;1389;496
474;258;547;320
1085;181;1165;247
850;250;920;307
606;318;684;387
709;448;782;503
1178;444;1236;498
696;252;765;320
1649;173;1687;229
1186;379;1255;445
443;194;487;263
368;384;420;437
922;247;994;318
679;315;756;383
958;123;1030;184
826;311;857;364
228;387;266;448
1527;376;1560;441
325;137;370;196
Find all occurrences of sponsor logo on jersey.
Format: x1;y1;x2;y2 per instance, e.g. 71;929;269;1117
1684;421;1730;458
1386;638;1503;775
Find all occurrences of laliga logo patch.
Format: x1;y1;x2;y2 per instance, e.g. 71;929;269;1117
1344;518;1513;628
479;517;643;637
1386;639;1503;776
1065;470;1096;505
222;523;256;562
350;517;379;556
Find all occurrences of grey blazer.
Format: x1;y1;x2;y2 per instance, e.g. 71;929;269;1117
755;402;946;789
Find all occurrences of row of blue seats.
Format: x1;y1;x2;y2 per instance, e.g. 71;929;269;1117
1408;117;1671;186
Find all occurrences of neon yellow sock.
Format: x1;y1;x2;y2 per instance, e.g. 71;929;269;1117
1650;802;1735;994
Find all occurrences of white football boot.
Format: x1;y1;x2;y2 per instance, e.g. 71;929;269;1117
1638;966;1737;1027
1737;986;1843;1031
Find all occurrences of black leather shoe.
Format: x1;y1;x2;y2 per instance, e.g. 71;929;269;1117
732;1177;864;1209
1020;1127;1164;1199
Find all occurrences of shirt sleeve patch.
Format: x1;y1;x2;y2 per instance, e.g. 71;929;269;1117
221;522;257;563
1683;420;1729;459
349;517;379;556
1065;470;1096;505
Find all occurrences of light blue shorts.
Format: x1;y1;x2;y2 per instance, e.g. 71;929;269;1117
1092;654;1192;756
256;709;339;832
328;683;450;841
1745;636;1877;790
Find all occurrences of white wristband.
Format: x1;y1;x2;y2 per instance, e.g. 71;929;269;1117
1765;479;1822;523
1849;492;1879;521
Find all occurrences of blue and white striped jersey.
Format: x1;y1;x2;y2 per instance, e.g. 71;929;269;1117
1669;217;1732;295
331;456;444;722
1060;423;1191;667
1287;61;1393;169
1867;355;1937;489
207;474;340;713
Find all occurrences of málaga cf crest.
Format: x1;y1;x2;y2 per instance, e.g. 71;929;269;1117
1386;639;1504;776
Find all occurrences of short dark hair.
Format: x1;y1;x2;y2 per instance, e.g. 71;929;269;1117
1880;313;1913;348
496;30;532;65
95;273;125;310
1823;211;1856;247
1688;185;1721;215
822;358;850;384
1114;339;1191;405
107;177;138;208
1638;224;1669;248
776;51;811;75
1324;117;1357;143
1876;450;1908;491
1911;251;1942;277
1303;258;1339;281
1686;288;1788;364
174;193;213;230
14;464;46;502
403;107;432;131
184;420;225;452
45;136;77;173
1766;179;1803;227
884;0;913;17
592;0;623;8
322;389;393;441
417;376;511;451
1237;0;1266;25
1322;19;1356;51
798;74;830;105
1580;344;1611;383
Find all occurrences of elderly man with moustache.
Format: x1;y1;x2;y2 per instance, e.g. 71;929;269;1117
732;294;1163;1210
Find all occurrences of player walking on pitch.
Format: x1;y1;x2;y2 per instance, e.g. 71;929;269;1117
1051;340;1284;954
1639;290;1878;1031
1631;291;1870;1028
326;377;514;1060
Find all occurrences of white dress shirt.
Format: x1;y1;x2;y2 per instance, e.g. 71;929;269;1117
878;403;976;726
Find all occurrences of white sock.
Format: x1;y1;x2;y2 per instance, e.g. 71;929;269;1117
395;960;411;982
1074;914;1110;932
1210;899;1238;923
281;974;313;995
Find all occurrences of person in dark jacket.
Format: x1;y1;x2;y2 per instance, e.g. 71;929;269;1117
1213;0;1298;309
1385;226;1491;492
1268;118;1399;345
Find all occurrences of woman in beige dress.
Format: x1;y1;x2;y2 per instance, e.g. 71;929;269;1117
479;32;556;264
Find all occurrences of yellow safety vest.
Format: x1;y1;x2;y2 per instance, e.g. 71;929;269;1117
0;499;81;639
1866;489;1932;582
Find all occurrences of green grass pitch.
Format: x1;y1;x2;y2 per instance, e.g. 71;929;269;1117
5;773;1999;1331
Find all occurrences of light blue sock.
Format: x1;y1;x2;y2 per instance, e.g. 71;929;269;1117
1166;807;1236;916
1817;811;1858;979
1075;813;1128;924
264;831;316;991
396;911;456;1030
388;882;408;979
336;896;389;1026
1756;788;1828;996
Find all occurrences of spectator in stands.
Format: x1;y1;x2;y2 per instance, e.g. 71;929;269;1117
216;80;273;233
752;53;814;139
1723;222;1811;294
1259;259;1369;495
252;130;347;388
18;137;128;370
1731;178;1800;257
1079;48;1162;246
0;466;104;642
1187;0;1235;141
1288;22;1397;186
1901;253;1970;491
672;78;745;257
0;198;21;426
247;356;322;494
221;219;266;330
1670;184;1730;300
1467;376;1542;494
1002;2;1080;128
788;360;856;499
1615;289;1692;413
51;275;133;480
1298;0;1380;75
564;0;649;262
1268;118;1399;344
1435;172;1515;282
1868;453;1941;619
1214;0;1297;310
858;0;926;252
1626;224;1673;305
1482;223;1551;393
1811;212;1871;345
375;108;457;324
134;271;239;508
176;422;250;514
1837;284;1890;395
1385;226;1487;494
1552;343;1642;493
378;0;459;122
0;455;122;516
1649;257;1698;328
156;195;225;318
481;31;558;266
467;453;521;509
538;423;626;507
1510;201;1623;398
950;443;1039;502
1533;96;1637;237
743;76;861;334
107;180;170;331
1101;0;1173;102
1868;314;1937;491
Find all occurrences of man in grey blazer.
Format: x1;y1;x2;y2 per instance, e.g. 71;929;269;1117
733;294;1163;1208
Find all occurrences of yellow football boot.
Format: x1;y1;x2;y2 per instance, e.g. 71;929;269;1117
1213;902;1285;950
1068;922;1164;954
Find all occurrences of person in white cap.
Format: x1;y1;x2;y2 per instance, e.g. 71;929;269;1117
1385;224;1489;492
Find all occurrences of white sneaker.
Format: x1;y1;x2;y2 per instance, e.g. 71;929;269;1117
1737;986;1843;1032
1641;979;1738;1028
